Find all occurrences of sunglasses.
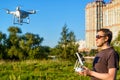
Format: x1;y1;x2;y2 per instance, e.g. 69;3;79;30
96;35;105;39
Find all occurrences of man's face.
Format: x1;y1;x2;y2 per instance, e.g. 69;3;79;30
96;31;108;47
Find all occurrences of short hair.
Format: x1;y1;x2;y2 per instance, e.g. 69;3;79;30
97;28;112;44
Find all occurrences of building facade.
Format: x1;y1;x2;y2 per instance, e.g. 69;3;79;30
85;0;120;49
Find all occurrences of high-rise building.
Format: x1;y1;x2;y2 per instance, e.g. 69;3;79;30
85;0;120;49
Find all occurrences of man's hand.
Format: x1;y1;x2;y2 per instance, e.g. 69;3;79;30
78;66;91;76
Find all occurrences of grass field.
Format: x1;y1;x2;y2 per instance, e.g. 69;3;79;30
0;59;119;80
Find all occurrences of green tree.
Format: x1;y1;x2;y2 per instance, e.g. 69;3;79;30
0;32;7;59
53;24;78;61
58;25;69;58
59;24;69;47
19;33;45;59
7;26;23;60
37;46;50;59
111;31;120;55
0;26;49;60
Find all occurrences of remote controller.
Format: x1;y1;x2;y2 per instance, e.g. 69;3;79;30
74;52;84;72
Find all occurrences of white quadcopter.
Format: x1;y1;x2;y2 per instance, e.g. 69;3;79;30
5;6;36;25
74;52;84;72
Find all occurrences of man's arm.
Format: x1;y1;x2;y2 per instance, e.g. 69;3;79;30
88;68;117;80
79;67;117;80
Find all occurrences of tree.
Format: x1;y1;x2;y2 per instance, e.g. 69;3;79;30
7;26;22;47
0;32;7;59
19;32;45;59
59;24;69;47
58;24;69;58
55;24;78;61
0;26;50;60
111;31;120;55
7;26;23;60
8;26;22;35
6;27;45;60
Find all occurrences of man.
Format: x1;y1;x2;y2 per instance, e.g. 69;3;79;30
79;28;119;80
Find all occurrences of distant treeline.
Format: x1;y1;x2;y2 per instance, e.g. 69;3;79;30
0;26;50;60
0;25;78;61
1;25;120;61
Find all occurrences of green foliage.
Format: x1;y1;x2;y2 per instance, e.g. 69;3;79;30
111;31;120;55
8;26;22;34
0;32;7;59
51;24;78;61
8;46;24;60
0;26;49;60
0;60;91;80
0;60;120;80
0;24;80;61
35;46;50;59
59;24;69;45
89;49;98;56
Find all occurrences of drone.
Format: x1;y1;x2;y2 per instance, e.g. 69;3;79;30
5;6;36;25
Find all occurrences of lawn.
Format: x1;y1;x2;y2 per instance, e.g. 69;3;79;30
0;59;119;80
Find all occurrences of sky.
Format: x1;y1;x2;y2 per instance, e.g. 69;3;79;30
0;0;110;48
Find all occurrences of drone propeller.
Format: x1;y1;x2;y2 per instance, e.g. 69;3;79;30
28;10;39;14
30;10;36;14
3;8;10;14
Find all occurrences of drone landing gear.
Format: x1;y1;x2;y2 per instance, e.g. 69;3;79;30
13;16;30;25
13;19;30;25
19;17;30;24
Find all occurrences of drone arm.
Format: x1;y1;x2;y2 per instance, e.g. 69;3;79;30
28;10;36;14
6;10;16;15
9;11;16;15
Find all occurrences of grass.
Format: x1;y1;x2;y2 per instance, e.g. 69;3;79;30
0;59;119;80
